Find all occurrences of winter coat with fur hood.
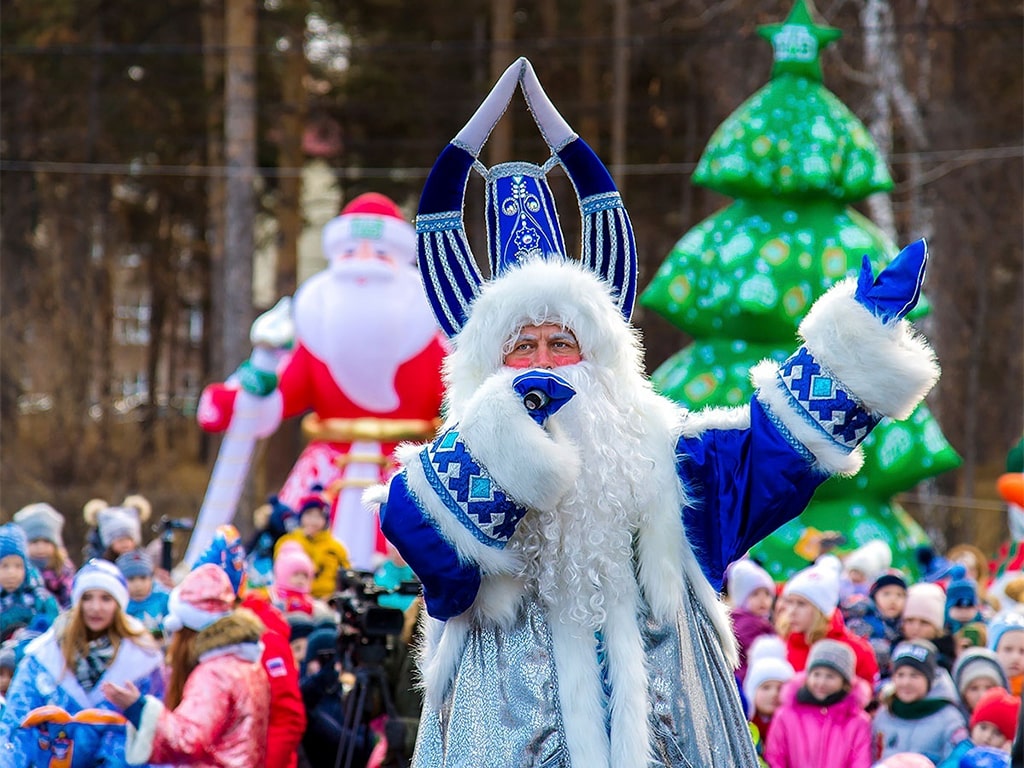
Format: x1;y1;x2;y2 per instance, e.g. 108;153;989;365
763;673;873;768
124;608;271;768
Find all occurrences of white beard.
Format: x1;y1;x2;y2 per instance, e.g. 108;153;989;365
508;362;662;632
292;260;438;412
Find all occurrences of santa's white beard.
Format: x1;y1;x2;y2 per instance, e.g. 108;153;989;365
508;361;664;633
292;263;438;412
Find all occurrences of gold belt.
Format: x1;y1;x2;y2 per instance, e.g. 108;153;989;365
301;412;439;443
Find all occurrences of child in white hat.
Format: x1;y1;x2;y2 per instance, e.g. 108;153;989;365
726;557;777;682
902;582;957;673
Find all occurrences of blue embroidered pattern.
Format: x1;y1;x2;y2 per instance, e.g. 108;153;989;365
419;427;529;548
777;347;880;452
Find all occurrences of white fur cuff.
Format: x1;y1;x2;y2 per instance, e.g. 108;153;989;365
124;696;163;765
797;278;939;419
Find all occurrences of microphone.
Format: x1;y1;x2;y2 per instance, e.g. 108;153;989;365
522;389;550;413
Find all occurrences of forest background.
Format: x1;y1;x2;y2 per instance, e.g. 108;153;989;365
1;0;1021;564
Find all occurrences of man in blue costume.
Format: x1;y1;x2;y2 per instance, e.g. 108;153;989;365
366;58;940;767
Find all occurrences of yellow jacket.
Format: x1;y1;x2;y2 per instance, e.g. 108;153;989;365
274;530;351;600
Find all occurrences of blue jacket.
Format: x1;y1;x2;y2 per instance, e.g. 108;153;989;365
0;617;165;768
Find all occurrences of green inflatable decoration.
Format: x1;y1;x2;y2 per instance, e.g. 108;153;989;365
641;0;961;582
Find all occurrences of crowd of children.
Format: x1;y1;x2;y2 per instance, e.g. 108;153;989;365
0;491;421;768
729;544;1024;768
6;487;1024;767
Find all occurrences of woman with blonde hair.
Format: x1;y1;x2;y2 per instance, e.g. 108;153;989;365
0;559;164;767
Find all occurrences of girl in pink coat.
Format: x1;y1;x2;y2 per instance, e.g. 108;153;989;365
764;638;873;768
103;563;271;768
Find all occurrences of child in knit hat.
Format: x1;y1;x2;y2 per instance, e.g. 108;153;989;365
83;495;151;562
273;487;351;600
743;635;795;750
952;647;1009;714
116;549;170;640
764;638;872;768
0;523;59;643
13;502;76;609
841;540;893;603
872;639;969;764
937;686;1020;768
0;643;16;707
846;568;908;682
945;564;984;634
726;557;777;682
987;611;1024;697
902;581;957;673
271;541;318;615
779;555;879;687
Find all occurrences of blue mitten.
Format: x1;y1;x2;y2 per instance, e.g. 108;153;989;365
512;370;576;425
854;238;928;325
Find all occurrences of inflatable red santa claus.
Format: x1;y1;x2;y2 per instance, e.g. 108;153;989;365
198;193;446;570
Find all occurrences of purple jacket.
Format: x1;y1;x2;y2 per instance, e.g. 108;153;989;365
731;607;776;682
764;673;873;768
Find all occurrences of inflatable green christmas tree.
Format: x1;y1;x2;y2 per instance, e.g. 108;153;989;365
641;0;960;581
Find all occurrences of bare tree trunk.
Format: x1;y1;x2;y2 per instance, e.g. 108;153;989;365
488;0;514;165
276;13;308;300
861;0;897;242
223;0;256;373
610;0;629;193
223;0;258;515
579;0;601;148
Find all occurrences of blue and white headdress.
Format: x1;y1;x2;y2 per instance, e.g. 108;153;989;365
417;57;638;338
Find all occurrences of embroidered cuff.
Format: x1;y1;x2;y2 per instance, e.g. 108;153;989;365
421;427;530;548
776;346;881;454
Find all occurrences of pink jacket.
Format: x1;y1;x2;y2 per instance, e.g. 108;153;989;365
764;673;872;768
125;609;271;768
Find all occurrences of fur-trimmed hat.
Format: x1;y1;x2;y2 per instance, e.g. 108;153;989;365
952;647;1008;694
782;555;842;616
165;563;235;633
903;582;946;630
727;558;775;611
321;193;416;264
72;559;129;610
743;635;794;717
13;503;65;547
970;686;1020;741
891;639;938;687
0;523;28;564
806;639;856;684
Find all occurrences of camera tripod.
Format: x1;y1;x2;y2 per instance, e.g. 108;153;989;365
334;646;409;768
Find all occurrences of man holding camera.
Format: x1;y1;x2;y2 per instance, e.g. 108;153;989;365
369;58;941;768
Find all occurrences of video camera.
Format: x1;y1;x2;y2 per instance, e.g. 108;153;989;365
155;515;194;572
330;569;419;640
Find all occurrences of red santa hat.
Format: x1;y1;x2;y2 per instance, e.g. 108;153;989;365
321;192;416;264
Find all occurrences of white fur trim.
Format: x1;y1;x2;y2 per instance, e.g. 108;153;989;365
679;404;751;437
443;259;645;415
167;587;231;632
400;442;523;576
458;369;581;511
752;358;865;476
418;613;471;710
125;696;163;765
798;278;939;419
322;212;416;262
469;574;527;629
549;621;610;768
